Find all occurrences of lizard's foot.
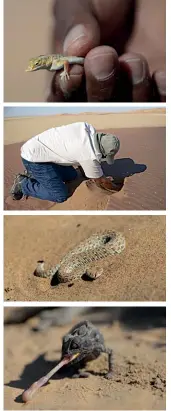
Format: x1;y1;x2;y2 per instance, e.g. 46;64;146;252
71;370;90;379
82;263;104;281
86;267;103;280
34;261;60;279
60;70;70;81
105;372;114;380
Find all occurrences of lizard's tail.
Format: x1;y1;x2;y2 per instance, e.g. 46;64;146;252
69;56;84;65
34;260;60;282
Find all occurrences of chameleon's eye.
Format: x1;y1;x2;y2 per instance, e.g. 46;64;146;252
71;341;79;350
78;325;87;336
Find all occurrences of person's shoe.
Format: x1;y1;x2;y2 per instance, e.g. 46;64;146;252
10;173;27;200
23;169;33;178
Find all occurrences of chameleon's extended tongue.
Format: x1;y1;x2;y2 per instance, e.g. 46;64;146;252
22;353;79;403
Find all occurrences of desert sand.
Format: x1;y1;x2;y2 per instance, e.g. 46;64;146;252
4;308;166;410
4;215;166;302
4;109;166;145
4;110;166;211
4;0;53;102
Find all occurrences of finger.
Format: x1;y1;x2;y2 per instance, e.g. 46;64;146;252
84;46;119;101
47;65;86;102
51;0;100;100
152;71;166;102
106;176;114;181
53;0;100;56
118;53;152;102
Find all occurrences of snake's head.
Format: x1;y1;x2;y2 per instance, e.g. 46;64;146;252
25;55;53;72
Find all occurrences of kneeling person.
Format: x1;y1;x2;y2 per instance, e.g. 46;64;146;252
10;122;120;203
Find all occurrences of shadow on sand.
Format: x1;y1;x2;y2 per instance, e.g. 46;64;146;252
102;157;147;179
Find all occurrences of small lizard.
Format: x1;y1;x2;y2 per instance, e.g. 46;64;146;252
25;54;85;81
60;320;114;379
22;321;114;402
33;230;126;286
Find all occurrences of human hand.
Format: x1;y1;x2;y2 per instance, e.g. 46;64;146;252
47;0;166;102
92;176;119;191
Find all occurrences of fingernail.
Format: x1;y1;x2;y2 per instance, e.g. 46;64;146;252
88;53;116;81
154;71;166;94
63;24;88;53
125;58;147;84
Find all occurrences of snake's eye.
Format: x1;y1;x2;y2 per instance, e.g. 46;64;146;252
71;341;79;350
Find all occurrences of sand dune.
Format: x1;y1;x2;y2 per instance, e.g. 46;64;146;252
4;111;166;145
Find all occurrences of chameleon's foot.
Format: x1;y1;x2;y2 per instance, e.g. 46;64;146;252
83;267;104;280
60;70;70;81
34;261;59;279
71;371;90;379
105;372;114;380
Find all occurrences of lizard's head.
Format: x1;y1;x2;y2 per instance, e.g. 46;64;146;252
26;55;53;72
61;321;104;364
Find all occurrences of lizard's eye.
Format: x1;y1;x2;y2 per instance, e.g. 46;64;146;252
71;341;79;350
77;325;87;336
103;235;112;244
34;62;39;66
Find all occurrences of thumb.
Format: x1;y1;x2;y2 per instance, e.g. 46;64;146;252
53;0;100;56
106;176;114;181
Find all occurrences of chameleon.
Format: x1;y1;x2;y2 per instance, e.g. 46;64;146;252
25;54;85;81
60;320;114;379
22;320;114;402
34;230;126;286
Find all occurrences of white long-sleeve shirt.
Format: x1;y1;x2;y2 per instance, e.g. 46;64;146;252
21;122;104;179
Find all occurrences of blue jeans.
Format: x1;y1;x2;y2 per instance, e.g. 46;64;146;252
21;158;77;202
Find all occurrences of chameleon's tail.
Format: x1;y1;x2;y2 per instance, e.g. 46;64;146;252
34;260;60;282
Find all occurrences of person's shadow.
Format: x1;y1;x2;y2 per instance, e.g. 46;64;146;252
65;170;86;198
67;158;147;197
101;157;147;180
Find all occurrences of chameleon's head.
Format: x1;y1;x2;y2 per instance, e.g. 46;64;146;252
61;321;104;364
25;55;52;72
